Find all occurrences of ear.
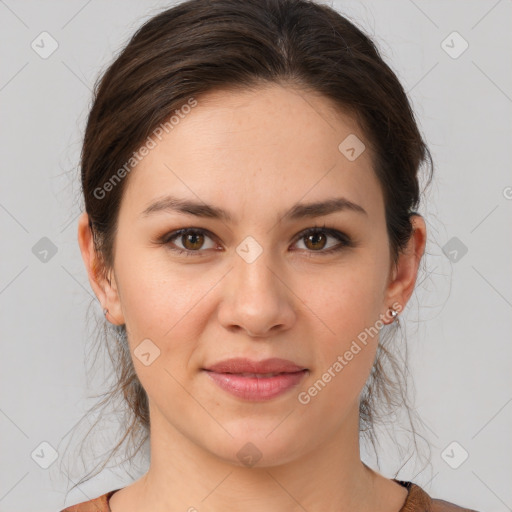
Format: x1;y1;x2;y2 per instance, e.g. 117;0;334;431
77;212;125;325
382;214;427;323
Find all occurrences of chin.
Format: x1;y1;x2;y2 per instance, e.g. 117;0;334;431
201;425;309;469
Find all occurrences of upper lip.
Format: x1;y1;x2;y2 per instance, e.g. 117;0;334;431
203;357;307;374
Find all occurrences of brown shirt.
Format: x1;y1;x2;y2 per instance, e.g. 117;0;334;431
60;479;479;511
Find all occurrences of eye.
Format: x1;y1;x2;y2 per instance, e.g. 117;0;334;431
157;225;353;257
292;226;353;255
160;228;218;256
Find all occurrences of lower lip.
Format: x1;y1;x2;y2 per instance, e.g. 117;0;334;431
204;370;308;401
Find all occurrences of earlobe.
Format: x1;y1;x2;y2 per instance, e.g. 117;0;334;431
382;214;427;321
77;212;125;325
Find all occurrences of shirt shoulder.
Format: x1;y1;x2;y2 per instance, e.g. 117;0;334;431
396;480;479;512
60;488;121;512
60;482;480;511
431;497;480;512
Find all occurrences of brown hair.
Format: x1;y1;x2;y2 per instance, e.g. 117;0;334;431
62;0;434;492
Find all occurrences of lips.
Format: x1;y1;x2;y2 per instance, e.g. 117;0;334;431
203;357;306;374
202;358;308;401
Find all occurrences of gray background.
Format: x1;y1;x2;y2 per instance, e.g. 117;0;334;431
0;0;511;510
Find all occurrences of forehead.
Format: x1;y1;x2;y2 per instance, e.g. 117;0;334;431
119;83;384;223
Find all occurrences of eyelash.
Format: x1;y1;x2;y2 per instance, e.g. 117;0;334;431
156;224;354;257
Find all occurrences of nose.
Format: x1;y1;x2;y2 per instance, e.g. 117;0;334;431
217;250;296;338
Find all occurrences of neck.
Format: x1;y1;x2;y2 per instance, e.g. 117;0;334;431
113;403;386;512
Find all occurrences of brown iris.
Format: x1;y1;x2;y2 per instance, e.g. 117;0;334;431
181;231;205;250
303;232;327;251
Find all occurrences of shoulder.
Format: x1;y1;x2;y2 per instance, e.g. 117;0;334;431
431;498;480;512
60;488;121;512
396;480;480;512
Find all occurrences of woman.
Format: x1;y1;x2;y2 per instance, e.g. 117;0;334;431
62;0;478;510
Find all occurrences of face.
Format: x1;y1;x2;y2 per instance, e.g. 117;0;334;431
80;83;421;468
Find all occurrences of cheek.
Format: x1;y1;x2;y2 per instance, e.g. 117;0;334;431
113;256;228;403
297;258;387;395
302;258;387;341
114;256;213;401
115;246;212;339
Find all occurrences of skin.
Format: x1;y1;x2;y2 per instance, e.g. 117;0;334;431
78;83;426;512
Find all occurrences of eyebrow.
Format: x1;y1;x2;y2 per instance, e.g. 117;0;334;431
141;195;367;222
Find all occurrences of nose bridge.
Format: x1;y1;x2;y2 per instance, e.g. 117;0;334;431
233;233;280;297
218;233;294;336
